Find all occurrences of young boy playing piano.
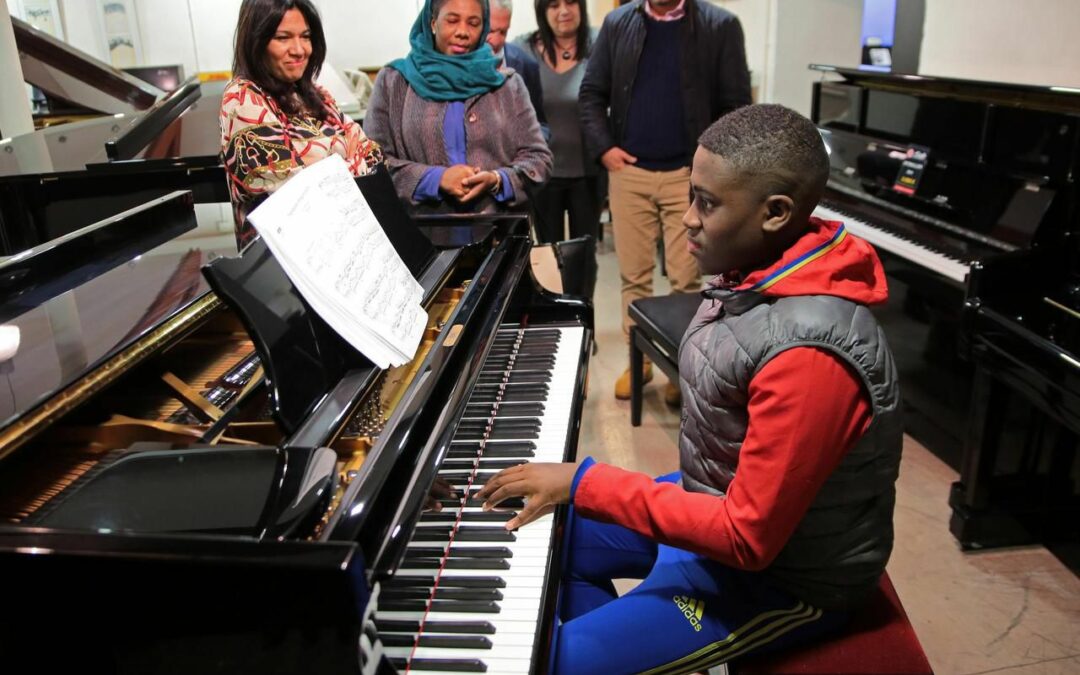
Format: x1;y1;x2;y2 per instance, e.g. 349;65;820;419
477;104;903;674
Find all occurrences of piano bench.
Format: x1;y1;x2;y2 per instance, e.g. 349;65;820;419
628;292;701;426
733;573;932;675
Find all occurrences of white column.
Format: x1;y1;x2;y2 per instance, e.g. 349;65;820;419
0;0;34;138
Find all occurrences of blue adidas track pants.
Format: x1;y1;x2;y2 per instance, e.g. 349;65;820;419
552;472;848;675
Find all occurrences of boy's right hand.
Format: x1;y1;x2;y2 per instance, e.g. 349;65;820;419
601;147;637;172
476;462;580;531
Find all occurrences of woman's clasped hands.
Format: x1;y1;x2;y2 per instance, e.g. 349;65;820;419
439;165;501;204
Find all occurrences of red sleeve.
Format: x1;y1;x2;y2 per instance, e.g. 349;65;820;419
574;347;873;571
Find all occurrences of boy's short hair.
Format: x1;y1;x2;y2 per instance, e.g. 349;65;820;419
698;104;830;218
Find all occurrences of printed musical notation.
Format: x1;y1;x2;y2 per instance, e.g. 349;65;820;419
248;155;426;369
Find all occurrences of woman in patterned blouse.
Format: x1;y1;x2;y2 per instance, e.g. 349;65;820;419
220;0;384;248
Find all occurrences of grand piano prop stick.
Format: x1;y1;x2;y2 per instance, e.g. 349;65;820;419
247;155;428;370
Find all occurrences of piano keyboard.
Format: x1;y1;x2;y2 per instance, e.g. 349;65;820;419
375;324;586;674
813;203;971;284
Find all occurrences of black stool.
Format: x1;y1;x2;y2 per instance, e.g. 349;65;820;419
627;292;702;426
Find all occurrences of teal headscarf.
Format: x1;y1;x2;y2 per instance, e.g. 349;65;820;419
388;0;505;102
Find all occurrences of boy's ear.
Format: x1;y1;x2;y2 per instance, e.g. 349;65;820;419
761;195;795;234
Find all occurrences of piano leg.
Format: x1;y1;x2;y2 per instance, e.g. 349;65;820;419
950;354;1080;549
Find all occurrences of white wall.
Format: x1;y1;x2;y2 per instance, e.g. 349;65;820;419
134;0;201;74
920;0;1080;88
127;0;540;76
712;0;771;97
765;0;863;115
57;0;106;61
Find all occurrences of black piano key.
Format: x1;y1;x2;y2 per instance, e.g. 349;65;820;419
449;545;513;558
406;545;512;560
471;382;549;394
467;390;549;404
410;526;514;542
462;495;525;509
403;558;444;569
418;636;493;650
383;575;505;589
499;389;550;403
439;472;489;485
488;427;539;440
381;588;503;602
381;634;494;650
405;547;447;558
477;445;536;458
455;420;542;435
429;588;504;602
440;459;528;472
391;658;487;672
380;634;417;648
452;527;517;542
481;356;555;367
376;619;497;635
404;558;511;571
494;403;545;417
448;443;535;458
445;559;510;570
467;403;548;418
380;599;501;614
475;372;551;385
421;511;514;523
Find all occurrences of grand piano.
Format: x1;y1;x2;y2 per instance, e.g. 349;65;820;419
1;16;227;254
0;168;592;673
808;65;1079;549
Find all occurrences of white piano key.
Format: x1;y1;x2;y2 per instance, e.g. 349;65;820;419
813;204;969;283
377;326;586;673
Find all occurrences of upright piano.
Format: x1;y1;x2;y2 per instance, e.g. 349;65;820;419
0;169;592;673
1;16;227;254
808;65;1079;548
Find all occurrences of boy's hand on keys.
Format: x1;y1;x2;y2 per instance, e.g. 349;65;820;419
477;462;579;530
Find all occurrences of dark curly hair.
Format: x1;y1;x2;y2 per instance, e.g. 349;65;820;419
699;104;830;219
232;0;327;118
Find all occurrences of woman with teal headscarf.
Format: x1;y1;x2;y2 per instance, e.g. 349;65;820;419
364;0;552;214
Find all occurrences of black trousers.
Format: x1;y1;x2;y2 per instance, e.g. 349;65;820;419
533;175;601;244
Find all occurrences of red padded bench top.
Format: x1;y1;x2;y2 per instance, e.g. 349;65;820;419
734;573;932;674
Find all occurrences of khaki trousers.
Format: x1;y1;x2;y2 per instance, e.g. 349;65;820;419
609;164;701;341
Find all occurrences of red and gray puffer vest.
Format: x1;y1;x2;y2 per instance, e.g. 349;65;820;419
678;286;903;611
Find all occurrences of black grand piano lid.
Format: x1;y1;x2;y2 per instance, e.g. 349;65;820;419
0;192;235;431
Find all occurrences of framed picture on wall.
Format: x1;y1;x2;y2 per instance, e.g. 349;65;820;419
98;0;142;68
13;0;65;39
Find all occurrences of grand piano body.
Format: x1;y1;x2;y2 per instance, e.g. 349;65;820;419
1;16;227;254
0;169;592;673
808;65;1079;548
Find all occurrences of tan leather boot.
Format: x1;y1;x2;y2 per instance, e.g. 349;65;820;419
615;362;652;400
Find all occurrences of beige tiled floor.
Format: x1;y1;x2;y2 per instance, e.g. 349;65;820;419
576;230;1080;675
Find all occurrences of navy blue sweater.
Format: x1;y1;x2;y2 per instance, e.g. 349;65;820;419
622;18;690;170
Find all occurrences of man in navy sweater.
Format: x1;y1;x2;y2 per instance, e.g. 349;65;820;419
580;0;751;403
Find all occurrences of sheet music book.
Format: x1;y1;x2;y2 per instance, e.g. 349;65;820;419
247;155;427;369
